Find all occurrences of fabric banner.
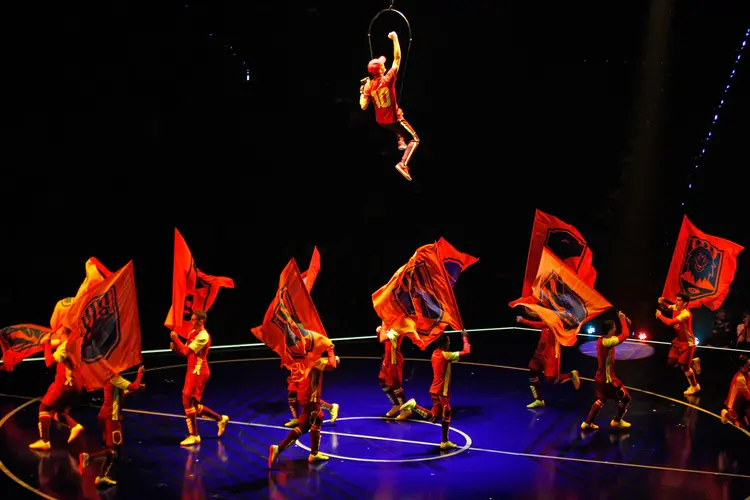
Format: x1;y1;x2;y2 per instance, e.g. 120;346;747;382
66;261;143;391
0;324;59;371
510;247;612;346
662;215;744;311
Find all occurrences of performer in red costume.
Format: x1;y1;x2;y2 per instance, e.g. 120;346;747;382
269;335;338;467
516;314;580;408
657;293;701;395
29;330;85;450
399;330;471;449
169;310;230;446
78;366;145;487
581;311;632;431
284;375;339;427
721;356;750;430
360;31;419;181
376;323;409;418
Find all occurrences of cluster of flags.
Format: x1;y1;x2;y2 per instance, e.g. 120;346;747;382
0;215;745;382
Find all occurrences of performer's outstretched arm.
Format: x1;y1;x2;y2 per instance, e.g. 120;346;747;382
170;331;208;357
656;309;686;327
603;312;631;347
443;331;471;362
517;316;546;330
389;32;401;71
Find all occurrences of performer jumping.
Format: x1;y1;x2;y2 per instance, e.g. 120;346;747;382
284;375;339;427
29;330;85;450
360;31;419;181
376;323;409;418
656;293;701;395
269;345;339;467
169;310;230;446
721;356;750;430
79;366;145;487
581;311;633;431
399;330;471;449
517;314;580;408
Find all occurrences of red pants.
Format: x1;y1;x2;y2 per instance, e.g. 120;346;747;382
428;393;452;422
529;355;559;380
41;382;79;411
379;360;404;389
98;417;124;448
183;373;209;402
668;340;695;368
595;379;630;403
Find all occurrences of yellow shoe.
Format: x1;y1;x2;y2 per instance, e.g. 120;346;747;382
180;435;201;446
385;405;401;417
610;419;631;430
284;418;299;428
68;424;84;443
395;409;412;421
217;415;230;437
527;400;545;409
29;439;51;451
571;370;581;390
308;452;329;463
95;476;117;487
580;422;599;431
268;445;279;468
721;409;729;424
330;404;339;424
684;384;701;396
440;441;457;450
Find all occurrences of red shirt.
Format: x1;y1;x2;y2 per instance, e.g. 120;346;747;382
185;329;211;377
429;339;470;397
365;68;402;125
595;317;630;384
381;331;405;370
666;305;695;345
520;319;558;360
725;370;750;408
98;376;131;421
297;357;334;406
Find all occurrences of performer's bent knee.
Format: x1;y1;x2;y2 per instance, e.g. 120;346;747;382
287;391;297;400
182;395;197;411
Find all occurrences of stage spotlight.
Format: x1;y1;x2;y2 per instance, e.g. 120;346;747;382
638;332;647;341
586;325;596;335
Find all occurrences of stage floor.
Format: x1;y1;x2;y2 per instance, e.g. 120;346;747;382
1;335;749;500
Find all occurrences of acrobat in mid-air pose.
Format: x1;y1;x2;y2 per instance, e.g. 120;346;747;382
516;314;580;408
360;31;419;181
656;293;701;396
399;330;471;449
581;311;632;431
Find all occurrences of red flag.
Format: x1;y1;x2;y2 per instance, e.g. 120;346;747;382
373;241;465;349
251;258;330;377
300;247;321;292
165;228;235;338
662;215;744;311
0;324;60;371
66;261;142;391
51;257;112;332
436;237;479;286
522;209;597;297
510;248;612;346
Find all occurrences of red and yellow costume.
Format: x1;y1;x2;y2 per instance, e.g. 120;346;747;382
360;34;419;181
721;360;750;429
78;369;144;487
171;327;229;446
269;333;337;467
285;375;338;427
518;318;579;408
29;338;84;450
400;333;470;448
378;326;408;416
657;300;701;394
581;315;632;430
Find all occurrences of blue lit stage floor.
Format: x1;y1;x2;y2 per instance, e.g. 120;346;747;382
1;333;749;500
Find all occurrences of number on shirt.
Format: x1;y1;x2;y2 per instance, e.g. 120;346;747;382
371;87;391;108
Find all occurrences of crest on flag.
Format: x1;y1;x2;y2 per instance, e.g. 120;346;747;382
271;286;313;357
680;236;721;299
538;271;588;330
80;287;121;364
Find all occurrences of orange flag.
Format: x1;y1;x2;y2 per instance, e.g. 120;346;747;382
662;215;744;310
510;248;612;346
51;257;112;331
0;324;61;371
373;241;466;349
522;209;597;297
66;261;142;391
251;258;330;376
437;237;479;286
165;228;235;338
300;247;321;292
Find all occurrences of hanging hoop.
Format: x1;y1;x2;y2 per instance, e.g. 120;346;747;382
367;2;412;104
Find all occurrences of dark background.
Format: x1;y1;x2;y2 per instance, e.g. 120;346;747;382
2;0;749;351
